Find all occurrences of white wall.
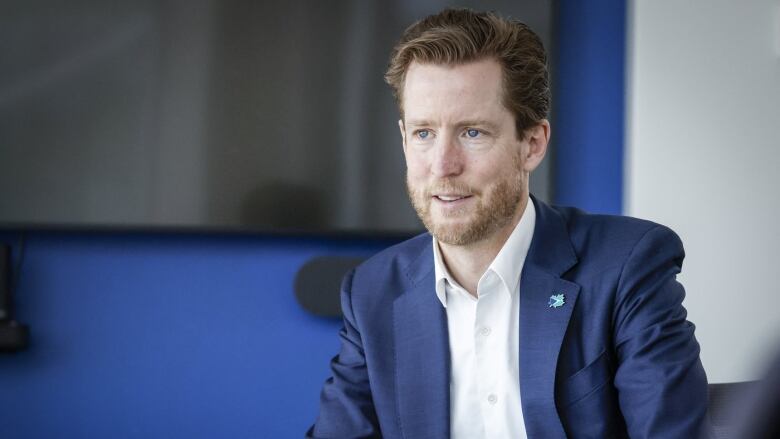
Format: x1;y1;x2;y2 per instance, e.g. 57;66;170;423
627;0;780;382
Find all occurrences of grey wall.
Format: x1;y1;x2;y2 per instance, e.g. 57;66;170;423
627;0;780;382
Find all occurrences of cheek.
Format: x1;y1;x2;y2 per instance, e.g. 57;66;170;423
405;154;429;179
468;158;501;181
471;160;516;190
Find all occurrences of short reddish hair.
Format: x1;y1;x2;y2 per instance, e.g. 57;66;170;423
385;8;550;139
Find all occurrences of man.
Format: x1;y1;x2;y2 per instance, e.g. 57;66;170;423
308;8;707;439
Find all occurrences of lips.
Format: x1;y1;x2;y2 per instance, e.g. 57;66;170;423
434;195;471;202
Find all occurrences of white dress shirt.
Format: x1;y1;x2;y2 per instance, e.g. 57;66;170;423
433;200;536;439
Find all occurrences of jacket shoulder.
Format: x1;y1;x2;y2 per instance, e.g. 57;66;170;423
549;204;684;265
346;232;429;297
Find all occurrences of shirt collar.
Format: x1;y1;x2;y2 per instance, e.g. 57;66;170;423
433;198;536;307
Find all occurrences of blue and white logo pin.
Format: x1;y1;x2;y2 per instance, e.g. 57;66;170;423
548;294;565;308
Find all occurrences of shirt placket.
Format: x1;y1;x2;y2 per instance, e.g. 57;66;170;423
474;272;503;438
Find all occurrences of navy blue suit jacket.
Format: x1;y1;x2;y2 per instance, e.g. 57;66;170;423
309;197;708;438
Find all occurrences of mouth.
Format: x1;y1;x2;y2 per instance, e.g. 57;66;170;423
432;194;473;203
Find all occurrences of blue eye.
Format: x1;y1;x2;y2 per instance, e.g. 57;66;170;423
466;128;480;138
417;130;430;139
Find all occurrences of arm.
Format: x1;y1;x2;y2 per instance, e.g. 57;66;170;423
612;225;708;438
307;268;381;438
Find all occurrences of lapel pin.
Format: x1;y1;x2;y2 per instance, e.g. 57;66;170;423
548;293;565;308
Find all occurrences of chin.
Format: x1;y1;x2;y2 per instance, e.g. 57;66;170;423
428;220;483;246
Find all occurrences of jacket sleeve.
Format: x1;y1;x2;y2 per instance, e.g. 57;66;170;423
612;225;709;438
306;268;381;438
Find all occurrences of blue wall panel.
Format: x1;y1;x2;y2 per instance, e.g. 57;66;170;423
0;232;398;438
553;0;626;214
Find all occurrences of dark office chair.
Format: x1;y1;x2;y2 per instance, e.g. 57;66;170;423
706;346;780;439
707;382;756;438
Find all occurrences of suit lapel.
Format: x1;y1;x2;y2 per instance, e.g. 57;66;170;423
519;197;580;438
519;266;580;437
393;242;450;439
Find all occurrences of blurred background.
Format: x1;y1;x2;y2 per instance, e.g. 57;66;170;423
0;0;552;233
0;0;778;437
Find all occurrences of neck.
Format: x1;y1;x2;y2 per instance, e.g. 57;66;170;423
438;195;529;297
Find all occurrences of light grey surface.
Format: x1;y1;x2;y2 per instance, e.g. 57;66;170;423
0;0;554;233
627;0;780;382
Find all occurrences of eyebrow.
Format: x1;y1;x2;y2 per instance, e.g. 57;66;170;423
404;119;500;130
459;120;500;131
404;119;432;128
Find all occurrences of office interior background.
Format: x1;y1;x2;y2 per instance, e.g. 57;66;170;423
1;0;778;437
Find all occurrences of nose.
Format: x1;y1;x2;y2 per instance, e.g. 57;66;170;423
430;134;464;178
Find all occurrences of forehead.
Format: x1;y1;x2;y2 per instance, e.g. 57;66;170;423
401;59;507;123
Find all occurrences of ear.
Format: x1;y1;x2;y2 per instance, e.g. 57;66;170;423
522;119;550;173
398;119;407;153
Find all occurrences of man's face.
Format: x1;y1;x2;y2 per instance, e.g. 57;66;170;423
400;59;546;246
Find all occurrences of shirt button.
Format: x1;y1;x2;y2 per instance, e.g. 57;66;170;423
487;394;498;404
480;326;491;336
